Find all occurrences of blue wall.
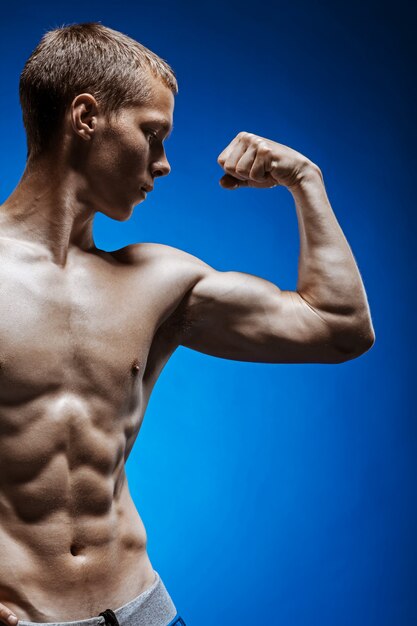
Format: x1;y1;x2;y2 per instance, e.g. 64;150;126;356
1;1;415;625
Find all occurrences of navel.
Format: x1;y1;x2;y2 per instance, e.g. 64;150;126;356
70;543;80;556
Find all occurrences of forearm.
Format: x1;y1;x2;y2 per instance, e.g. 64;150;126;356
289;164;375;343
216;131;374;352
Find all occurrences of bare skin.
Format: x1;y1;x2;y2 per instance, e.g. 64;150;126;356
0;74;374;624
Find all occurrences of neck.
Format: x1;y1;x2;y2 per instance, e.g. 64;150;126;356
0;152;97;267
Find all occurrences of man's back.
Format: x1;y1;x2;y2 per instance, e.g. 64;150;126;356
0;237;195;622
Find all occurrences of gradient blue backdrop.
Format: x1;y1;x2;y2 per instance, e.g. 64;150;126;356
0;1;415;625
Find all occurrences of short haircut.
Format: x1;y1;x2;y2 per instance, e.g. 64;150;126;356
19;22;178;159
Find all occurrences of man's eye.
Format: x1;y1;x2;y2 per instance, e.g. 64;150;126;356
146;130;158;143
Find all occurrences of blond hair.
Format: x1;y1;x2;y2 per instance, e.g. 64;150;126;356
19;22;178;159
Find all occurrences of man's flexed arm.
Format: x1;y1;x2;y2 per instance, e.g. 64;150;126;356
173;132;375;364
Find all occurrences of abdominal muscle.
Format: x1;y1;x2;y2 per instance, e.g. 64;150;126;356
0;477;155;623
0;386;157;624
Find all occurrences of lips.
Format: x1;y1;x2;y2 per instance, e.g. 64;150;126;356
141;183;154;193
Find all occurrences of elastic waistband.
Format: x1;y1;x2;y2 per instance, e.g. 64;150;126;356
18;570;178;626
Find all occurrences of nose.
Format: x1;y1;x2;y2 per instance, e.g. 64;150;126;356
151;151;171;179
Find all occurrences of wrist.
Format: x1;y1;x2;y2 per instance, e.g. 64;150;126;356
287;160;323;193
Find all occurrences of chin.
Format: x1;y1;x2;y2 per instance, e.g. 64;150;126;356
101;190;145;220
100;202;135;222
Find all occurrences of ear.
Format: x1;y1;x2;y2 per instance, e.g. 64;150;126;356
70;93;99;141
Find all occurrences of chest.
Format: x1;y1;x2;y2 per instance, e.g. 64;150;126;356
0;250;162;402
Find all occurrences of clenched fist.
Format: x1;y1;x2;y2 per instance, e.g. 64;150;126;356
217;131;320;190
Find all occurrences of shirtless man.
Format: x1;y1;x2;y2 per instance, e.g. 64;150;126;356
0;21;375;626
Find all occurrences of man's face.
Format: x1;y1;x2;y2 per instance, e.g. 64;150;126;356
85;75;174;220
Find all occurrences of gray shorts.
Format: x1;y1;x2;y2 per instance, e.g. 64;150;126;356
18;570;185;626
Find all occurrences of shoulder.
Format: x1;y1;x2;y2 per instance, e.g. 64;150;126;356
111;241;206;264
111;242;214;284
111;243;219;331
125;244;221;340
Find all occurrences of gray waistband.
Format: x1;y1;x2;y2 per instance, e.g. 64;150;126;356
18;570;177;626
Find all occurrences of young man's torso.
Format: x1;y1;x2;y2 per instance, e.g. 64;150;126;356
0;236;199;622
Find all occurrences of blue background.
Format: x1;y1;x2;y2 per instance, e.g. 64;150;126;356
0;1;415;625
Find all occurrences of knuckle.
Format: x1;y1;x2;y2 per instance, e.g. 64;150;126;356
258;141;269;154
238;131;252;141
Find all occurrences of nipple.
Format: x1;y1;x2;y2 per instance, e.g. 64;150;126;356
130;359;141;376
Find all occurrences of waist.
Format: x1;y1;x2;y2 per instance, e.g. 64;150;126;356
0;495;154;621
16;570;178;626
